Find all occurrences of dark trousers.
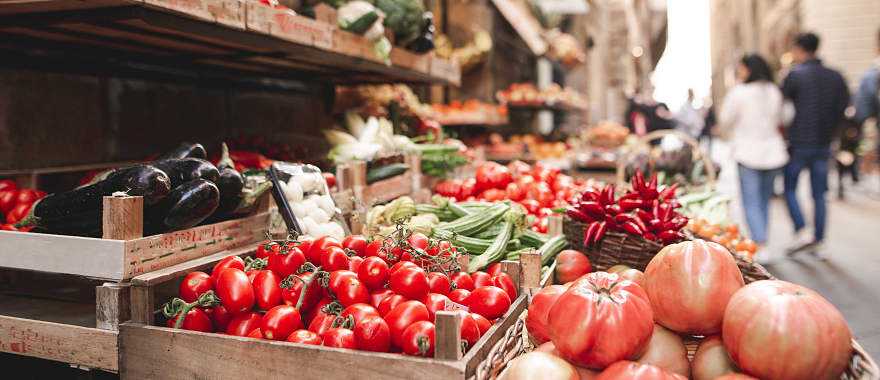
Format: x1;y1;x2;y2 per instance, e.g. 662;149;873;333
783;147;830;241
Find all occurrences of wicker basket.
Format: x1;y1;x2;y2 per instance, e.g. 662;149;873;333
475;234;880;380
563;216;665;271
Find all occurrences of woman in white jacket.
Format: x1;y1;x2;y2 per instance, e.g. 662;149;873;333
718;54;789;262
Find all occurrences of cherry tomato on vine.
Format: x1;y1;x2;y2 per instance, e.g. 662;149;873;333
456;311;481;348
255;241;279;259
385;300;430;348
472;313;492;335
281;272;321;313
268;245;305;278
492;273;518;300
427;272;451;295
448;289;471;305
342;235;367;257
260;305;302;340
252;270;282;310
303;297;333;327
358;257;389;291
339;303;380;327
178;271;213;303
226;312;262;336
390;267;430;300
166;307;213;332
214;268;255;314
308;309;337;337
307;236;341;265
354;316;391;352
364;239;385;258
211;256;245;286
348;256;363;273
467;286;511;320
421;293;451;320
322;327;357;349
389;261;419;275
450;272;475;291
320;246;351;272
286;329;322;345
401;321;435;357
377;294;406;317
370;289;394;308
471;271;493;288
486;263;503;278
329;271;370;307
407;232;429;251
206;304;232;332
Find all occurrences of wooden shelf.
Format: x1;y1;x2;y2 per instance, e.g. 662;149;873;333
436;112;508;126
506;101;588;113
0;0;460;85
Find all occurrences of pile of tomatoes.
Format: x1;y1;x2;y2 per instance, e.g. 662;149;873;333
433;161;592;233
163;232;517;357
521;239;853;380
0;179;45;231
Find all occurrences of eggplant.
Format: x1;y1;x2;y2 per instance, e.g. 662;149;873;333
212;143;245;217
17;165;172;236
151;158;219;188
158;179;220;231
158;142;207;160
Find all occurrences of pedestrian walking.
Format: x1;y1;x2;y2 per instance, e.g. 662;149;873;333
854;27;880;190
780;32;850;257
718;54;788;264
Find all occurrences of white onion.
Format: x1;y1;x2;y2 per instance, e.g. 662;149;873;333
283;178;303;203
308;207;331;224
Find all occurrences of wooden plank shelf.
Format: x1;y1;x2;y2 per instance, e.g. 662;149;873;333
0;0;461;85
506;101;588;113
436;113;508;127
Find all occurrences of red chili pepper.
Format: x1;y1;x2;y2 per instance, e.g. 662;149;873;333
593;222;607;245
604;204;622;215
643;232;657;241
636;210;653;223
619;192;641;201
659;203;673;222
580;191;599;202
614;214;633;224
632;171;644;193
621;221;643;236
566;207;593;223
658;183;679;200
583;221;600;247
648;173;657;191
670;217;688;230
631;216;648;234
603;184;616;206
578;201;605;218
618;198;643;211
659;230;684;243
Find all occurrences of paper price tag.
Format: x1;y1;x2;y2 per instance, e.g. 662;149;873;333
444;299;469;312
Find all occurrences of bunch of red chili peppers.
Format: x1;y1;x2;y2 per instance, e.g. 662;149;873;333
566;171;687;247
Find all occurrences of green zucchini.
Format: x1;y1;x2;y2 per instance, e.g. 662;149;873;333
468;212;518;272
343;11;379;34
366;163;409;184
537;235;569;266
432;229;518;254
520;230;550;248
505;247;532;261
436;202;509;236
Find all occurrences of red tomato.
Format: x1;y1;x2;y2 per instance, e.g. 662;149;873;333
595;361;686;380
472;313;492;335
15;189;39;206
215;268;255;314
390;267;429;300
0;180;16;192
261;305;302;340
385;300;430;348
322;172;336;189
327;270;358;292
321;246;351;272
467;286;511;320
322;328;357;349
421;293;451;320
255;241;279;260
407;232;429;251
308;310;337;337
354;316;391;352
246;328;264;339
329;271;370;306
178;271;213;303
636;324;690;377
303;297;332;327
548;272;654;369
470;271;493;288
342;235;367;257
364;239;385;258
281;272;322;312
486;263;503;278
348;256;363;272
530;182;556;208
458;178;477;200
555;250;592;284
643;240;744;335
492;273;517;300
0;224;18;231
475;162;512;192
519;199;542;215
690;336;738;380
389;261;418;274
377;294;406;317
369;289;394;308
252;270;282;310
722;280;851;380
532;217;549;233
340;303;380;326
525;284;568;344
448;289;471;304
296;237;314;258
480;188;507;202
358;256;390;290
166;307;213;332
0;190;17;214
456;310;482;348
434;179;462;198
226;312;263;336
6;202;31;224
505;182;526;201
507;160;532;177
450;272;475;291
401;321;435;357
426;272;451;295
286;329;322;345
551;175;574;193
268;245;306;278
211;256;245;286
207;305;232;332
306;236;341;265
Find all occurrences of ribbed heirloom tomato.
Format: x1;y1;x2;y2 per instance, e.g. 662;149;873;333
596;361;686;380
179;271;213;303
525;284;568;344
547;272;654;369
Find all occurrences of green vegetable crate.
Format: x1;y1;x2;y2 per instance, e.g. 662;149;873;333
119;251;544;379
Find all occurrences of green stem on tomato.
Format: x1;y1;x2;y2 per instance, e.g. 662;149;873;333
163;291;221;329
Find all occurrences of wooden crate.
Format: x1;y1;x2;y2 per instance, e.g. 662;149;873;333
120;249;543;379
0;195;269;281
332;155;423;233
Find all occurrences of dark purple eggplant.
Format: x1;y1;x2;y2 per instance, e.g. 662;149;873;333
213;143;245;217
151;158;219;188
158;142;207;160
160;179;220;231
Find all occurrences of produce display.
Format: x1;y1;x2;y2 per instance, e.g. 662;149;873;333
431;100;507;126
496;83;588;111
274;163;347;240
583;121;630;149
160;230;517;357
521;238;855;380
678;190;757;258
0;180;45;231
566;171;688;246
434;30;492;72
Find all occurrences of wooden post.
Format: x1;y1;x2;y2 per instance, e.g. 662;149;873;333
407;154;422;196
335;163;353;193
96;283;131;331
434;311;463;360
130;285;155;325
499;260;521;289
520;250;542;289
547;214;564;237
102;195;144;240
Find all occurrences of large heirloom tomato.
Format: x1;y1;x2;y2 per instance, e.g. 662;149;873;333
547;272;654;369
596;361;686;380
690;336;737;380
722;280;852;380
525;284;568;344
636;324;689;378
643;239;744;335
